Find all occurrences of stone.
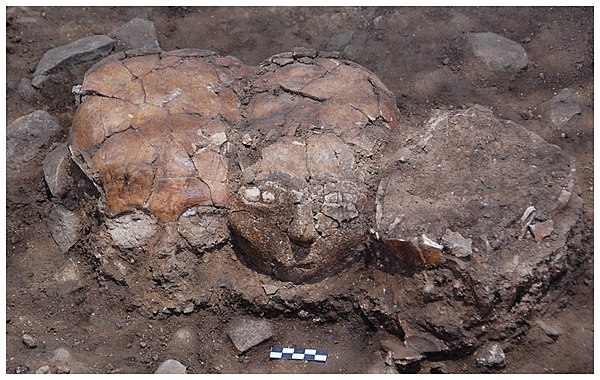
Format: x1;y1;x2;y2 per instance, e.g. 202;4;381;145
7;110;62;168
56;365;71;374
262;284;279;295
54;261;81;283
476;342;505;368
529;220;554;242
43;143;72;198
22;333;38;348
48;204;83;252
17;77;37;101
32;35;115;88
35;365;50;374
155;359;187;374
226;317;274;353
109;18;160;50
292;46;317;58
536;320;562;340
413;67;454;99
167;327;198;354
467;32;528;72
441;229;472;257
242;133;253;146
15;364;29;374
538;88;581;126
50;347;87;373
380;333;447;366
52;347;73;362
105;211;158;249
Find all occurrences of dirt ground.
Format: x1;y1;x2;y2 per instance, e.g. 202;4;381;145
4;6;594;374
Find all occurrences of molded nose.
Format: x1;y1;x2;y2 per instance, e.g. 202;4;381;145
288;204;315;246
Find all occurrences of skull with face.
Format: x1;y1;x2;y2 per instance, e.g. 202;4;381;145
64;48;399;309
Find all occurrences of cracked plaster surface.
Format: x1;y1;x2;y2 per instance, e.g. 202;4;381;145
69;48;399;282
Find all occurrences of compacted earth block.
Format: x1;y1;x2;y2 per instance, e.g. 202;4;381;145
5;6;593;374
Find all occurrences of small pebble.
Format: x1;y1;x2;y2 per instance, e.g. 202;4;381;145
442;57;450;65
242;133;253;146
139;341;147;348
56;364;71;374
36;365;50;374
22;333;38;348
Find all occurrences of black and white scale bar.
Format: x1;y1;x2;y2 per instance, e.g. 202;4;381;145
269;347;328;363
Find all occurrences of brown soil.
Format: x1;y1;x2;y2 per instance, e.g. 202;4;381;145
5;6;593;374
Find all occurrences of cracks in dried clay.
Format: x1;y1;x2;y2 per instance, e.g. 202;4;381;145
279;85;328;102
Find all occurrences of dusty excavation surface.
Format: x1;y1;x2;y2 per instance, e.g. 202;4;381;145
5;6;594;374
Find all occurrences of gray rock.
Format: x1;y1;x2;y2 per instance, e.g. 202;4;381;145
110;18;160;50
380;333;447;366
35;365;50;374
55;365;71;374
167;327;198;354
538;88;581;126
50;347;87;373
48;204;83;252
262;284;279;295
441;229;472;258
22;333;38;348
52;347;73;363
54;260;82;283
226;317;274;353
105;211;158;249
32;35;114;88
15;364;29;374
17;77;37;101
43;143;72;198
155;359;187;374
529;220;554;242
15;16;39;24
536;320;562;340
476;342;505;368
467;32;528;72
7;110;62;168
